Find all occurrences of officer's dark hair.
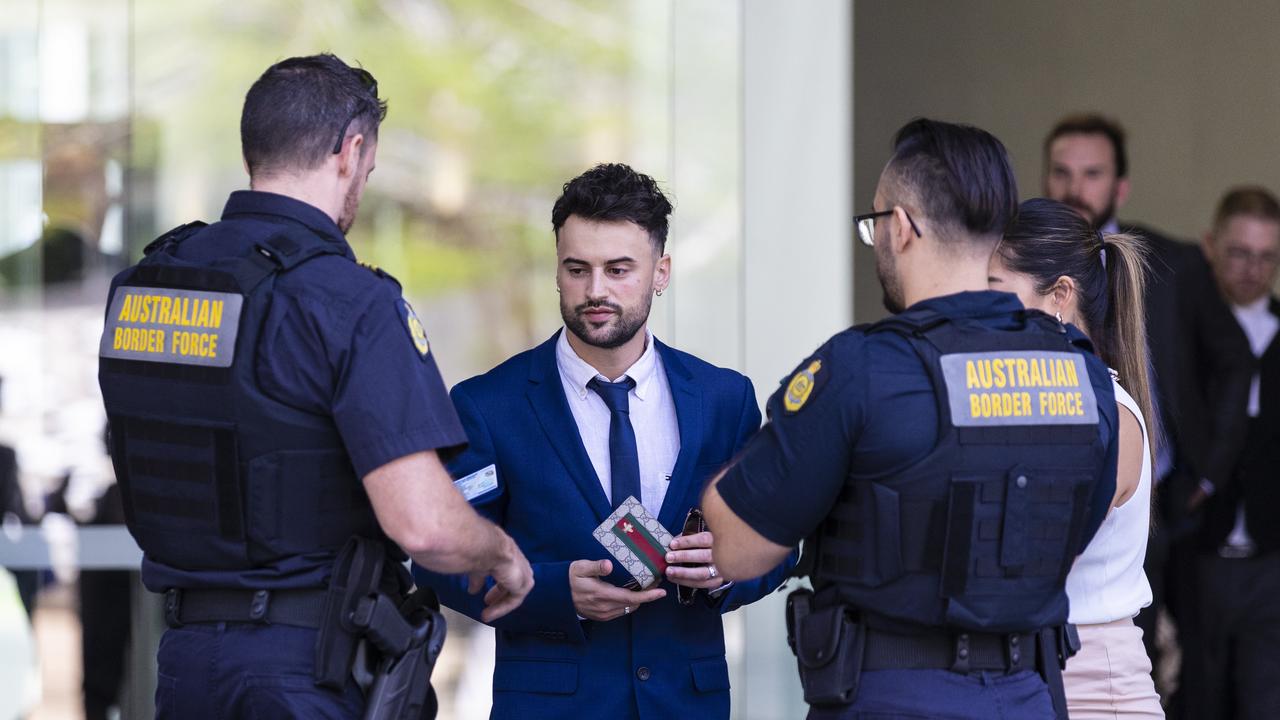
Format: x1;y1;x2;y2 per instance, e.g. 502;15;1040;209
241;53;387;178
1044;113;1128;179
998;198;1158;461
551;163;673;253
884;118;1019;250
1213;185;1280;231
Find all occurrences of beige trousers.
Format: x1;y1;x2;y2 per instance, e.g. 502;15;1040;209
1062;617;1164;719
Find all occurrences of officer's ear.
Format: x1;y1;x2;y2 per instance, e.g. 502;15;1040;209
890;205;915;253
337;134;364;179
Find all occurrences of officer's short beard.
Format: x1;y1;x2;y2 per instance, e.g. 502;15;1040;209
562;292;652;350
338;182;361;234
876;242;906;314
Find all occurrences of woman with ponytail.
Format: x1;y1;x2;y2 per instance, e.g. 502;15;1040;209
989;197;1164;718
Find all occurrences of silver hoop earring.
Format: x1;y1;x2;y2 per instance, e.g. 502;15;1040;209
655;289;663;297
1055;311;1063;323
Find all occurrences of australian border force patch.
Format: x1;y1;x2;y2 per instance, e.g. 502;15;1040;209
99;286;243;368
939;350;1098;427
398;299;430;358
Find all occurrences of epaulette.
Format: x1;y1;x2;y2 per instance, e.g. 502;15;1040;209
358;260;402;290
142;221;208;256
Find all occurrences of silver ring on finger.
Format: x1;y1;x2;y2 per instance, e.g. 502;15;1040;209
623;606;632;615
708;564;718;580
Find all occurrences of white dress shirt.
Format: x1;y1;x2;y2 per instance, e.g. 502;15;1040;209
1225;296;1279;550
1232;296;1279;418
555;328;680;517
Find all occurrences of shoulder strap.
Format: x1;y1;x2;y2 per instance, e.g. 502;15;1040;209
862;308;951;338
226;229;350;294
256;231;348;271
143;221;208;256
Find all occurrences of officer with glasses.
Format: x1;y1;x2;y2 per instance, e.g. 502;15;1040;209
98;54;532;718
701;118;1120;719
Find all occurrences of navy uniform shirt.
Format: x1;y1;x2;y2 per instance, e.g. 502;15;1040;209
142;190;467;590
717;290;1118;552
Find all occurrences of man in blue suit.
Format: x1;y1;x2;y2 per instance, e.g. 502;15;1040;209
415;163;793;719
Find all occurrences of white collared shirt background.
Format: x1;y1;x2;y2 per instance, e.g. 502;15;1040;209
1224;296;1279;550
555;328;680;518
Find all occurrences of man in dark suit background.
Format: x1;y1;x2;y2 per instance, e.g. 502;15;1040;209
415;163;793;719
1043;114;1252;715
1197;186;1280;719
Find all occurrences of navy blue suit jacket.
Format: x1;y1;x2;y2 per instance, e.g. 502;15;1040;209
414;332;794;719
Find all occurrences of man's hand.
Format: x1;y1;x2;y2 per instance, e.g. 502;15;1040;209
664;531;727;590
569;559;665;621
468;532;534;623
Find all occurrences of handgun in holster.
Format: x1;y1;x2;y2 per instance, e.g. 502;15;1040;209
356;588;447;720
786;588;865;707
313;537;448;720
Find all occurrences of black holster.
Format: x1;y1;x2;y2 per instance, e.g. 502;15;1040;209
359;589;447;720
1035;624;1080;720
786;589;864;707
314;537;448;720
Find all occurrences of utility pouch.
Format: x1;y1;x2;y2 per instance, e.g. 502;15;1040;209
786;589;864;707
315;537;386;688
360;589;447;720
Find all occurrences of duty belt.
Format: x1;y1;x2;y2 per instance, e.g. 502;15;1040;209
164;587;328;629
862;626;1039;674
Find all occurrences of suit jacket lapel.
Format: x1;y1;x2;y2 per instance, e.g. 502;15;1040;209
526;331;613;523
655;340;705;531
1265;297;1280;360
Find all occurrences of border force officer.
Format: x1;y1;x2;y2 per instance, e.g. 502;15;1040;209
702;118;1119;720
98;54;532;719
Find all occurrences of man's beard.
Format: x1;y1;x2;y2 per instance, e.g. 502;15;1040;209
338;182;360;234
876;243;905;314
1062;194;1117;231
562;293;652;350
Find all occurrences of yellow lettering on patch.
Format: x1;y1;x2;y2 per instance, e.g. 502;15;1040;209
966;360;980;389
1015;359;1030;387
979;360;994;389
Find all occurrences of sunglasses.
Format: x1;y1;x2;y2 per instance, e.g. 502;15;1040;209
677;507;706;606
331;68;379;154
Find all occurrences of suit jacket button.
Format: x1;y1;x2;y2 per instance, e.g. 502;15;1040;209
636;666;651;681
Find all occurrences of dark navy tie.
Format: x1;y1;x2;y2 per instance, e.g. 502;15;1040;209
588;376;641;509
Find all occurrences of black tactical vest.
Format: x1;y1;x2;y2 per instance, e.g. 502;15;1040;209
810;308;1113;633
98;222;383;574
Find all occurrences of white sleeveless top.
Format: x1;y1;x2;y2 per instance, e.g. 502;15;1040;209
1064;378;1154;624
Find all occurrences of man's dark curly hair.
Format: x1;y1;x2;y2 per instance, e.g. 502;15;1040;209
551;163;673;253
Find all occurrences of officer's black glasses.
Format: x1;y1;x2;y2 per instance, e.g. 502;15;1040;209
331;68;379;154
854;208;922;247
